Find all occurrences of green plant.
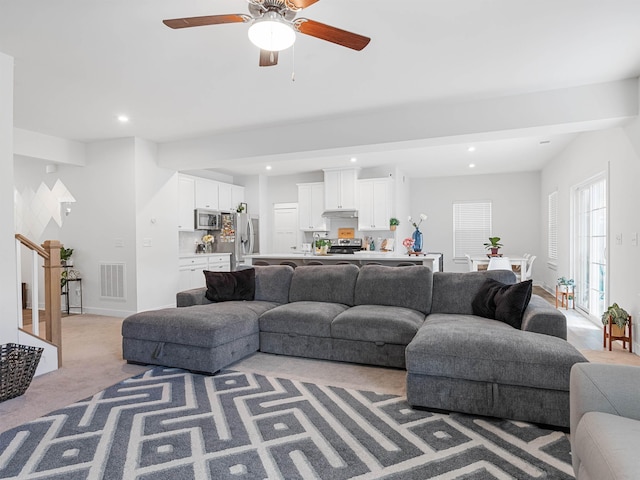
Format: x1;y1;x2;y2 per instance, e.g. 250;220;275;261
601;303;630;329
315;239;331;248
389;217;400;227
61;269;68;288
60;246;73;262
557;277;575;287
483;237;503;250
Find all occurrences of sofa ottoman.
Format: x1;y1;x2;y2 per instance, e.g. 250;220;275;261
406;315;588;427
122;265;294;374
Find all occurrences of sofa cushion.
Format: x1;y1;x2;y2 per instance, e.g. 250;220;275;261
288;264;359;306
122;301;277;348
259;301;350;338
430;270;516;314
574;412;640;480
254;265;294;304
471;278;533;329
331;305;426;345
406;314;587;391
353;265;433;314
204;268;255;302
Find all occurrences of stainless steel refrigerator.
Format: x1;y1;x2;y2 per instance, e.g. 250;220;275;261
213;212;259;270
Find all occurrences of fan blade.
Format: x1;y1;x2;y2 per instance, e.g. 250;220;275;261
259;50;279;67
163;14;249;29
294;19;370;51
286;0;320;9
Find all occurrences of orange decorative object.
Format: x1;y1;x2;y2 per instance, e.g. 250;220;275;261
603;315;633;353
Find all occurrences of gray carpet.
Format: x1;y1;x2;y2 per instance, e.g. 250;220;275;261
0;367;574;479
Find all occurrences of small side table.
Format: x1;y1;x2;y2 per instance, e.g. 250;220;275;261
62;277;83;315
555;285;575;310
603;316;633;353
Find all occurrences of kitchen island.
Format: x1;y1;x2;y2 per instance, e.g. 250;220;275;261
244;252;442;271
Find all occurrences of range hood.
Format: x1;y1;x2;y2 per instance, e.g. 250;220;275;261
321;209;358;218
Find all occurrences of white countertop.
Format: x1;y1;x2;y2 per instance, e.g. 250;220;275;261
179;252;232;258
245;252;440;261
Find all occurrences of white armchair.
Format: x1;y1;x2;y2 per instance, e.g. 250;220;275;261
570;363;640;479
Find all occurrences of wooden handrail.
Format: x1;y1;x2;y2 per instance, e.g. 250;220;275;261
15;233;49;259
15;235;62;368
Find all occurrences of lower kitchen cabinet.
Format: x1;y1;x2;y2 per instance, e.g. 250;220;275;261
178;254;231;292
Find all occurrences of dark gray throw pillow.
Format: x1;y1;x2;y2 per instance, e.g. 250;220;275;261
471;278;533;329
204;268;255;302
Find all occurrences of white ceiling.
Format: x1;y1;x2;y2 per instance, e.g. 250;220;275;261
2;0;640;177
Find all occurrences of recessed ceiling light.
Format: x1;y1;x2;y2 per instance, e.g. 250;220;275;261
469;163;476;168
117;115;129;123
266;165;272;171
467;146;476;153
350;157;357;163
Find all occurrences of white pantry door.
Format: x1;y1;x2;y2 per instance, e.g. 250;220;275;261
272;203;299;254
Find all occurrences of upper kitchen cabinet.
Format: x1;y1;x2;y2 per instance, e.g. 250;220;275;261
178;175;195;231
231;185;245;212
298;182;327;231
357;178;392;231
218;182;233;211
194;178;219;210
323;168;359;210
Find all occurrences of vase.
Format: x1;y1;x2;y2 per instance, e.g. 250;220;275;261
412;228;423;253
205;243;213;253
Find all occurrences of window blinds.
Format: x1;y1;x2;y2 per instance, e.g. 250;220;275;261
453;201;492;259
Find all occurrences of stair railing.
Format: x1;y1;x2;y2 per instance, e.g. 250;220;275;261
15;235;62;367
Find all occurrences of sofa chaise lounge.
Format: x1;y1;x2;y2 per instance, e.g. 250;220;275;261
122;264;587;427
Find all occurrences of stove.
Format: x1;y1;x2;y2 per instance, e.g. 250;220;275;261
328;238;363;254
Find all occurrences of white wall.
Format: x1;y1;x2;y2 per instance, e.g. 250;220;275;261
410;171;541;274
134;139;179;311
540;124;640;351
16;137;180;317
0;51;18;343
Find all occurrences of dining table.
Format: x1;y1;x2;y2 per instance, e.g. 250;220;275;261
470;255;528;277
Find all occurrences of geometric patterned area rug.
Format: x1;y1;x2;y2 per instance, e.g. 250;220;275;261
0;367;574;479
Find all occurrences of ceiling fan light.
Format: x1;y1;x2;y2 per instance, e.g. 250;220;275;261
248;13;296;52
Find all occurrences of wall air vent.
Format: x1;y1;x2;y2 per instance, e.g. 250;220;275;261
100;262;126;300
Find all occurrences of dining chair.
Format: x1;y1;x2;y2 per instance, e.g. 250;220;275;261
464;253;473;272
522;255;536;281
487;256;511;271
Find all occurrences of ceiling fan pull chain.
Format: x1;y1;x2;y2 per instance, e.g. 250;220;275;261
291;43;296;82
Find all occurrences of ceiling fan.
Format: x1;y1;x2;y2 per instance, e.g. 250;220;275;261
163;0;371;67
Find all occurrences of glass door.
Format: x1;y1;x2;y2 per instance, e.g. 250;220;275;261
574;175;607;318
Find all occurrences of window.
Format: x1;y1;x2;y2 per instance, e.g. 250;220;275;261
453;201;492;259
548;191;558;262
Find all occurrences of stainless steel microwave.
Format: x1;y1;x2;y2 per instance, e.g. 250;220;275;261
194;209;221;230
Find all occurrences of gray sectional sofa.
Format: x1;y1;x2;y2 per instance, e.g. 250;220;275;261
122;264;587;427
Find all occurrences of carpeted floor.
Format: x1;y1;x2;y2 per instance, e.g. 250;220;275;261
0;367;574;480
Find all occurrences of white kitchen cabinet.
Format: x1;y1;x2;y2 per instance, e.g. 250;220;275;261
323;168;359;210
178;256;208;291
195;178;219;210
178;175;195;231
231;185;245;211
298;182;327;231
218;182;233;211
357;178;391;230
208;254;231;272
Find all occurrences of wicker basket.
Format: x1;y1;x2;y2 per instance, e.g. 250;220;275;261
0;343;44;402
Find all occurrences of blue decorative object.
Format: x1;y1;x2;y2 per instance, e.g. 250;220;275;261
412;228;423;252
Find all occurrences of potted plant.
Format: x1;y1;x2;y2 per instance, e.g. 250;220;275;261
389;217;400;231
557;276;575;292
483;237;503;256
60;246;74;266
315;239;331;255
601;303;630;336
